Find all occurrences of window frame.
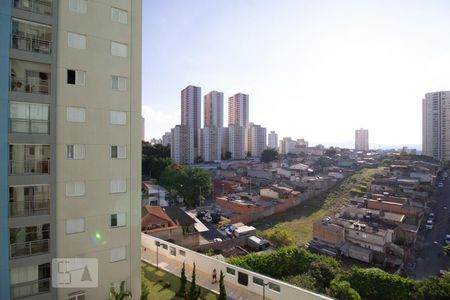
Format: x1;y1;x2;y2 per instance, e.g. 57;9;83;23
67;32;86;49
66;218;85;234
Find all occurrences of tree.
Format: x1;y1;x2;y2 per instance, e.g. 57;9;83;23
141;271;150;300
142;142;172;180
443;244;450;256
217;270;227;300
414;275;450;300
260;148;279;163
327;279;361;300
325;147;337;157
261;225;294;248
188;263;201;300
109;281;132;300
177;262;187;298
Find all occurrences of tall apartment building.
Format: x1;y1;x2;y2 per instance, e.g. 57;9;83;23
423;91;450;160
200;127;222;162
268;131;278;150
228;125;246;160
221;127;229;158
355;128;369;151
162;131;171;147
204;91;223;128
181;85;201;153
1;1;142;299
280;137;296;155
228;93;249;127
246;123;267;157
171;125;194;165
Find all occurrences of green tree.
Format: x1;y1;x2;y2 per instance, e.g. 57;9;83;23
109;281;132;300
260;148;279;163
142;142;172;180
443;244;450;256
284;273;317;291
327;279;361;300
140;271;150;300
177;262;187;298
261;225;294;248
414;275;450;300
188;263;201;300
217;271;227;300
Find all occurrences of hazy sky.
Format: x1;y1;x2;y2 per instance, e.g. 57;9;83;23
142;0;450;148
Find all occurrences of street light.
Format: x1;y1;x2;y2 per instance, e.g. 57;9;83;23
263;282;269;300
155;241;161;270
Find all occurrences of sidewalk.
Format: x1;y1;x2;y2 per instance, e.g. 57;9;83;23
141;248;266;300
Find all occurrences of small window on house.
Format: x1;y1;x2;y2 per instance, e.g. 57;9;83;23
111;41;127;57
161;244;168;250
110;111;127;125
66;107;86;122
179;250;186;256
226;267;236;276
111;213;126;228
111;7;128;24
268;282;281;293
110;247;126;262
110;179;126;193
69;0;87;14
111;145;126;159
68;32;86;49
112;76;127;91
66;144;85;159
66;218;85;234
253;276;264;286
67;69;85;86
170;247;176;256
66;182;86;197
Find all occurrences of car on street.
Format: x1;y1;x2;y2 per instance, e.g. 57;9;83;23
438;182;444;188
445;234;450;245
426;219;434;230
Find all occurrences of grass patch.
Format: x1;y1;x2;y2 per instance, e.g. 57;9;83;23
141;262;217;300
254;168;383;246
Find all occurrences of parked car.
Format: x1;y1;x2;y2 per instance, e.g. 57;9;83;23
445;234;450;245
428;212;436;221
426;219;434;230
438;182;444;188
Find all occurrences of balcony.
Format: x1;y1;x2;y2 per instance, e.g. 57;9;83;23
9;198;49;218
11;59;51;95
9;159;49;175
11;35;51;55
10;76;50;95
9;118;49;134
10;239;49;259
11;278;50;299
12;0;52;16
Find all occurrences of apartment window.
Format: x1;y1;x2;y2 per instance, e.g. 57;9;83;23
112;76;127;91
69;0;87;14
66;182;85;197
110;179;126;193
110;111;126;125
111;145;126;159
66;107;86;122
67;291;85;300
66;144;85;159
66;218;85;234
253;277;264;286
110;247;126;262
268;282;281;293
111;41;127;57
111;7;128;24
68;32;86;49
226;267;236;276
110;213;126;228
9;102;49;134
67;69;86;85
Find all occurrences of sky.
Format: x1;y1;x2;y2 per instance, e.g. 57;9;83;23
142;0;450;149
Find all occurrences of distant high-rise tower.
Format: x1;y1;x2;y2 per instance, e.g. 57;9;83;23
162;132;172;146
228;93;249;127
204;91;223;128
228;125;246;159
246;123;267;157
171;125;194;164
268;131;278;150
423;91;450;160
355;128;369;151
181;85;201;153
200;127;222;162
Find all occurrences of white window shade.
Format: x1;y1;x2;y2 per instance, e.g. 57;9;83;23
66;182;85;197
67;145;85;159
66;218;85;234
69;0;87;14
10;102;29;119
67;107;86;122
111;41;127;57
110;111;126;125
111;145;126;159
112;76;127;91
68;32;86;49
75;70;85;86
110;179;126;193
110;247;126;262
111;7;128;24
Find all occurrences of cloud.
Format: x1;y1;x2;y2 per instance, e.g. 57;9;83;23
141;104;180;140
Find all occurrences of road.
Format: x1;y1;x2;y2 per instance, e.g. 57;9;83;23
413;174;450;279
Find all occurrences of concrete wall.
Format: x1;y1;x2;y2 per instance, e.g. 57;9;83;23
142;234;331;300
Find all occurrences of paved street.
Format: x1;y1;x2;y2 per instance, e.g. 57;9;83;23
414;174;450;279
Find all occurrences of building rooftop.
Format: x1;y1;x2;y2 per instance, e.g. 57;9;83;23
163;207;196;226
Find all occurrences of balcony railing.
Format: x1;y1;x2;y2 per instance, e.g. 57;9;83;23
12;0;52;16
10;239;50;259
9;159;50;175
9;118;49;134
9;198;50;217
11;34;51;55
10;76;50;95
11;278;50;299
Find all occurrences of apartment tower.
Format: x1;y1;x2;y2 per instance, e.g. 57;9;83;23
246;123;267;157
1;1;142;299
204;91;223;128
171;125;194;165
200;127;222;162
423;91;450;160
228;125;246;160
181;85;201;154
228;93;249;127
268;131;278;150
355;128;369;151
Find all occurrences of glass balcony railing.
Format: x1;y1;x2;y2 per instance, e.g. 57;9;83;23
11;34;51;55
10;76;50;95
10;239;50;259
9;198;49;217
10;278;50;299
9;159;49;175
9;118;49;134
12;0;52;16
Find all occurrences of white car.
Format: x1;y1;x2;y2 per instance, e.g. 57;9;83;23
445;234;450;245
426;219;434;230
438;182;444;188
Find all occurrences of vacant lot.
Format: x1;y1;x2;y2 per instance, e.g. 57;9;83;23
254;167;383;245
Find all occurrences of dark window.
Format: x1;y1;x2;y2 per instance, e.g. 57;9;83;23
238;272;248;286
67;70;76;84
111;214;117;227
